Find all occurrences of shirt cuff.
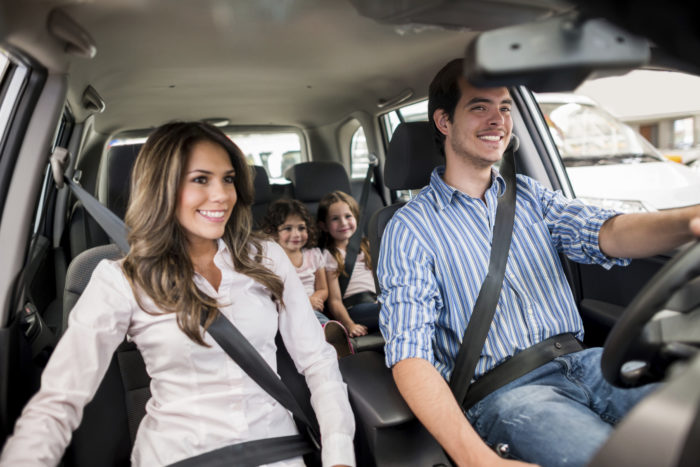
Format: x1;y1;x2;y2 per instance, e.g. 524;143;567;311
321;432;355;467
582;211;631;269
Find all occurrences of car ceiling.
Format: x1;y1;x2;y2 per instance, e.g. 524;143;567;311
0;0;572;135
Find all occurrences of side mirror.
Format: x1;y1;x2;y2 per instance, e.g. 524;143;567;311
464;15;650;92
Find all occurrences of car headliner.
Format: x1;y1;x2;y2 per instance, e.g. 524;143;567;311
0;0;569;135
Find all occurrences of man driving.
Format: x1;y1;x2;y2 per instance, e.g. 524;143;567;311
377;58;700;466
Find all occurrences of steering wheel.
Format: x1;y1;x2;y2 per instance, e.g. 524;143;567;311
601;239;700;387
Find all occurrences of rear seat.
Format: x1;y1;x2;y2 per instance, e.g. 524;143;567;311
284;161;353;218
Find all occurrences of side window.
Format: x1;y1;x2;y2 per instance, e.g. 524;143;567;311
534;69;700;213
0;50;31;217
350;126;370;179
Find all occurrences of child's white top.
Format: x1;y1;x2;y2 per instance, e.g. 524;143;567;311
323;248;377;299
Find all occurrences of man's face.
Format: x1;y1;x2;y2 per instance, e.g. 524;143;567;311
436;78;513;169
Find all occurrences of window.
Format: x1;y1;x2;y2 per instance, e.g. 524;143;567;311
536;68;700;212
350;126;370;179
673;117;694;149
227;130;303;184
110;128;305;185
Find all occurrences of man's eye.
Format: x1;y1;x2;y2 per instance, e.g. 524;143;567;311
501;107;512;113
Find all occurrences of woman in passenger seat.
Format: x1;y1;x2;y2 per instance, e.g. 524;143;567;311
261;198;354;358
318;191;379;338
0;122;355;467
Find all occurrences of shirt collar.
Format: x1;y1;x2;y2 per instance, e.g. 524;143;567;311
429;165;507;210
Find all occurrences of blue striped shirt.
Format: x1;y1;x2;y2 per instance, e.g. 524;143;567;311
377;166;629;381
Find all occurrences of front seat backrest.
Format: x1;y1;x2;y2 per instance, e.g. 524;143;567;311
62;244;149;467
251;165;273;228
368;121;443;284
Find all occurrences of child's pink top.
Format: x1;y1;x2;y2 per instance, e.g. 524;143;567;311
296;248;326;299
323;248;377;299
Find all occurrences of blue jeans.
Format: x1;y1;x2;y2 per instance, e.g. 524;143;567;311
465;347;656;466
314;309;329;325
348;302;379;332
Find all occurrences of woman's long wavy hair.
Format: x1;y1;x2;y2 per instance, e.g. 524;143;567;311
317;190;371;277
122;121;284;345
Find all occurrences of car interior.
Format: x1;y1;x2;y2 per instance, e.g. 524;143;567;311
0;0;699;466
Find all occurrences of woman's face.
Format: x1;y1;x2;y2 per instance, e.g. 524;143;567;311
176;140;237;249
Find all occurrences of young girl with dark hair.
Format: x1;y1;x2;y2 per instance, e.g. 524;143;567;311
261;199;353;357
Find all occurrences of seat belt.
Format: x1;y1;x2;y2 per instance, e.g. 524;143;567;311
50;147;130;254
171;314;321;467
49;146;321;466
338;155;377;297
448;135;519;407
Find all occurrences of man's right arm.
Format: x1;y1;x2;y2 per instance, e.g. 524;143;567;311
379;215;536;467
393;357;520;466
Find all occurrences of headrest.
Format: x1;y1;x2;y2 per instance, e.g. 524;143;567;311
252;165;273;204
385;122;444;190
98;144;141;219
284;161;352;201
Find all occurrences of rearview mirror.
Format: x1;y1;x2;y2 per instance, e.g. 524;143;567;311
464;15;650;92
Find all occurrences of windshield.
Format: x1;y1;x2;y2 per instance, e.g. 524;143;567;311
538;99;664;167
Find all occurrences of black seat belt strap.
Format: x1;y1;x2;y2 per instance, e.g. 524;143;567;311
201;312;321;448
338;157;376;296
168;434;313;467
449;135;519;407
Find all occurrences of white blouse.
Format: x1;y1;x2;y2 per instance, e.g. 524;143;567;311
0;240;355;466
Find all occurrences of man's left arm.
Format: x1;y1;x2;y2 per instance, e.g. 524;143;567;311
599;205;700;259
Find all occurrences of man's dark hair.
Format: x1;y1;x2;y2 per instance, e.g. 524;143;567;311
428;58;464;157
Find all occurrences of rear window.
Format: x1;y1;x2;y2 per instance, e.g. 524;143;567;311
109;128;304;185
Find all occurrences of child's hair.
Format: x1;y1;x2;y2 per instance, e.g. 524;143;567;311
261;198;317;247
317;190;372;276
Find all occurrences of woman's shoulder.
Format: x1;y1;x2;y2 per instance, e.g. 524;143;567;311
256;239;290;269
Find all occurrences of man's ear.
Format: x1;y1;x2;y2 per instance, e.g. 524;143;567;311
433;109;449;136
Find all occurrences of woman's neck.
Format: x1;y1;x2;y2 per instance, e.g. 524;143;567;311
187;239;219;271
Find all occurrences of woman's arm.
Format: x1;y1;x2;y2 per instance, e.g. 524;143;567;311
325;268;367;337
309;268;328;311
270;244;356;467
0;261;133;465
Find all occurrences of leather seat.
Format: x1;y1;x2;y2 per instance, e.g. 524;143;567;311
284;161;353;218
368;121;443;282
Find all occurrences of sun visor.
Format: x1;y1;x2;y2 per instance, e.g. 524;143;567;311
464;16;651;92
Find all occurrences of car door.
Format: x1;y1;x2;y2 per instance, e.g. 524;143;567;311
0;46;69;444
